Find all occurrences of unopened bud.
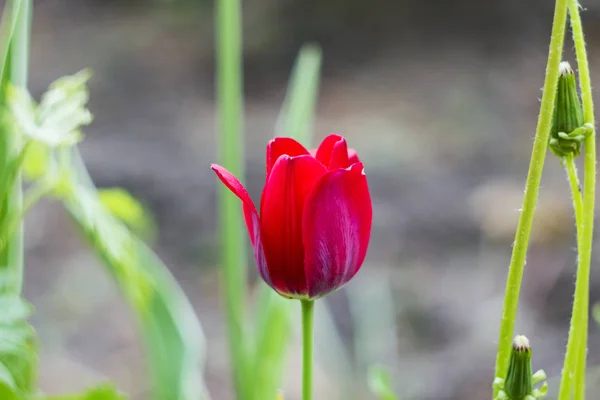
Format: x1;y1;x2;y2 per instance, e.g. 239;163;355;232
504;335;533;399
549;61;592;158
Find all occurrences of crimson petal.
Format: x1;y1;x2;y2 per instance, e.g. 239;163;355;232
266;137;310;178
302;162;372;298
347;148;360;165
211;164;258;243
315;134;350;169
211;164;272;286
260;154;327;296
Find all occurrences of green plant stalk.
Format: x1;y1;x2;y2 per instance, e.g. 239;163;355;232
1;0;30;295
302;300;314;400
275;44;322;145
564;155;584;235
492;0;570;394
563;153;584;398
215;0;250;397
558;2;596;399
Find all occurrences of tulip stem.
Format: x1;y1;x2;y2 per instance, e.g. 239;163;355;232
492;0;569;395
302;300;314;400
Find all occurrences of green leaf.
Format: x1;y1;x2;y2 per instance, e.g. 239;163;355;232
368;366;398;400
0;0;22;89
251;287;293;400
43;383;127;400
20;141;49;181
0;279;37;398
275;44;322;145
7;70;92;148
98;188;155;241
62;153;208;400
0;143;29;220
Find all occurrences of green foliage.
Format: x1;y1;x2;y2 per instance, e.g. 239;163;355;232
0;2;36;397
65;176;208;399
251;289;293;400
8;69;91;148
0;283;37;399
98;188;156;241
7;71;209;400
275;44;322;145
368;366;398;400
44;383;127;400
0;0;22;88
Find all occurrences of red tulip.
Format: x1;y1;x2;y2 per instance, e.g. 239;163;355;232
211;134;372;299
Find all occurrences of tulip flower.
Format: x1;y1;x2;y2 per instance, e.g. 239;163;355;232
210;134;372;300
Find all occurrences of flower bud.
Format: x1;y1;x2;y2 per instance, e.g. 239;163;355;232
504;335;533;399
549;61;591;157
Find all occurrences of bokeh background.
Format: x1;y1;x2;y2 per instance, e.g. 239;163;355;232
20;0;600;399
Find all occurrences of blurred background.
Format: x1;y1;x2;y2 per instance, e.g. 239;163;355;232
19;0;600;399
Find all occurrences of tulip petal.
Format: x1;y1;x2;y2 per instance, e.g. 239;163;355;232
211;164;273;286
260;154;327;296
302;162;372;298
246;210;272;287
266;137;310;178
347;148;360;165
315;134;350;169
210;164;258;244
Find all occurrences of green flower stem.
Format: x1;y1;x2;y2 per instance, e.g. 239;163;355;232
562;153;586;399
558;2;596;399
302;300;314;400
564;155;584;234
215;0;250;397
492;0;570;394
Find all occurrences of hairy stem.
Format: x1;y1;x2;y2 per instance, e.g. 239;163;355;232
558;2;596;399
492;0;569;395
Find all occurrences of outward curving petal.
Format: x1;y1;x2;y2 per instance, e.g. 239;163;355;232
211;164;272;285
266;137;310;178
211;164;258;244
260;155;327;296
315;134;350;170
302;162;372;298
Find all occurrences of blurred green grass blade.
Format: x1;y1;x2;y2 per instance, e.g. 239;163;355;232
252;44;323;399
275;44;322;144
251;287;293;400
348;276;399;391
215;0;250;396
0;0;30;294
63;151;209;400
44;383;127;399
0;289;36;398
368;366;399;400
0;5;34;397
0;0;21;87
